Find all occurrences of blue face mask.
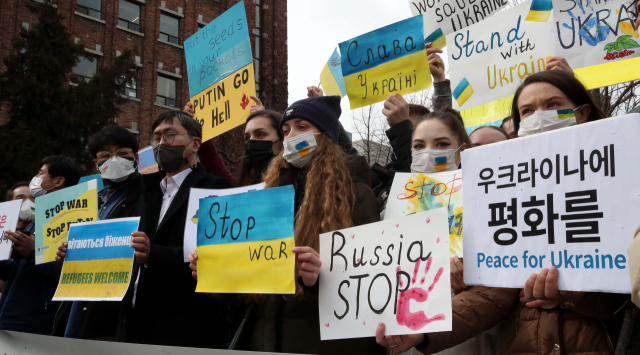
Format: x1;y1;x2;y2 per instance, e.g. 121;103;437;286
518;106;581;137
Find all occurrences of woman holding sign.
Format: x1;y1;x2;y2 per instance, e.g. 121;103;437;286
190;95;381;354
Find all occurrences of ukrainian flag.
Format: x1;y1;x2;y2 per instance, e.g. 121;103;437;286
525;0;552;22
434;156;448;171
557;108;575;119
453;78;474;107
319;48;347;97
425;28;446;49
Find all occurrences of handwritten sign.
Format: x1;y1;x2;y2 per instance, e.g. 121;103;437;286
0;200;23;260
196;185;295;294
183;183;265;262
339;15;432;109
462;114;640;293
385;171;463;257
319;209;451;340
35;181;98;264
137;146;158;175
409;0;508;49
53;218;139;301
446;0;555;110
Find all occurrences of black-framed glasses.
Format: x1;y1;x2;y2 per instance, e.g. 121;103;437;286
151;133;190;147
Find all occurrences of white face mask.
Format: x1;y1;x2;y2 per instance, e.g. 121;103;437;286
29;177;54;198
411;146;462;174
19;199;35;222
282;131;320;168
518;107;580;137
98;157;136;182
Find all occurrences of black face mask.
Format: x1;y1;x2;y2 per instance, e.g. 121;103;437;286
245;140;276;173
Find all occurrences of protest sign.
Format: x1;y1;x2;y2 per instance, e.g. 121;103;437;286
185;1;256;141
53;217;140;301
446;0;555;110
0;200;23;260
137;146;158;175
35;181;98;264
196;185;295;294
319;209;451;340
183;182;265;262
462;114;640;293
409;0;508;49
339;15;432;109
386;171;463;257
319;48;347;97
78;174;104;192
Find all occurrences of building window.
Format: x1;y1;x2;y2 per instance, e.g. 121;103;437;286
118;0;141;32
156;76;176;107
198;22;206;29
254;0;262;97
159;14;180;44
123;69;138;97
73;56;98;83
77;0;102;19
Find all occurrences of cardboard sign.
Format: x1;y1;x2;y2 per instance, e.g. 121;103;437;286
409;0;509;49
446;0;555;110
53;218;140;301
339;15;432;109
0;200;23;260
319;209;452;340
386;171;463;257
137;146;158;175
183;183;265;262
462;114;640;293
196;185;295;294
35;181;99;264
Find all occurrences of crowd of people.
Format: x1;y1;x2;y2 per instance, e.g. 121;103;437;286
1;24;640;355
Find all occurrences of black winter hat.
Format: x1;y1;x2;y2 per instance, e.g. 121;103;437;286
280;96;342;143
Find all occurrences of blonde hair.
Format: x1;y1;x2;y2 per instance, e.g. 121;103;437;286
263;133;356;295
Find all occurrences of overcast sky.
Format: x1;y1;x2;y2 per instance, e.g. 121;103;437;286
286;0;419;138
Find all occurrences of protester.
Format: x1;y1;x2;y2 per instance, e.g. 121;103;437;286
500;116;515;138
116;111;234;348
236;109;284;186
189;95;381;354
52;125;144;340
5;182;35;231
469;125;509;147
0;156;80;335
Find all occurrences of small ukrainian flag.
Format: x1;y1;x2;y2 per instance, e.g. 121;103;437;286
425;28;446;49
557;108;575;119
434;156;448;171
525;0;552;22
319;48;347;97
453;78;474;107
295;141;311;157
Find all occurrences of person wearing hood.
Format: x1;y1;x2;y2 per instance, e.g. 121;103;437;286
0;156;80;335
188;95;381;354
52;125;144;340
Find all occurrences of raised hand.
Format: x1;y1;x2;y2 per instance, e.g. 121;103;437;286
426;43;445;83
382;93;410;127
307;86;324;98
292;246;321;287
188;249;198;280
545;56;574;76
183;102;194;117
250;95;265;113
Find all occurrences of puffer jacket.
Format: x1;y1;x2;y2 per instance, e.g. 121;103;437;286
417;287;626;355
243;155;383;354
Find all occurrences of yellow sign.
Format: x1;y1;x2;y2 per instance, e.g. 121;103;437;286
190;63;257;142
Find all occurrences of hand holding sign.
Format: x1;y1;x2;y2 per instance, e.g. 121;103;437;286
131;231;150;265
376;323;424;354
188;249;198;280
5;230;34;258
292;246;321;287
520;267;584;308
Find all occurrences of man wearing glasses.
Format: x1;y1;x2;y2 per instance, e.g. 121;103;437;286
53;125;144;340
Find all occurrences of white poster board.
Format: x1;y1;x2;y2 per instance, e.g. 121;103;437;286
183;183;265;261
462;114;640;293
319;209;452;340
0;200;23;260
446;0;555;110
385;170;464;257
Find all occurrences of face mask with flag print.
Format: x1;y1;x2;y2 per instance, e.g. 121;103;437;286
518;107;580;137
411;146;462;174
282;131;320;168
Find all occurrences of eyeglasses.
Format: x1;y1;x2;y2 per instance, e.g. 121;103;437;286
96;148;134;161
151;133;190;147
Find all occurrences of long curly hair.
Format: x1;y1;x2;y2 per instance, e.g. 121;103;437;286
263;133;356;295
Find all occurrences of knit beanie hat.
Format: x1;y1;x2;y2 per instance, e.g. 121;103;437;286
280;96;342;143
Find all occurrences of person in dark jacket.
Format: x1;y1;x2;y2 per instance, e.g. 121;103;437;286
117;111;234;348
0;156;80;335
189;95;382;354
52;125;144;340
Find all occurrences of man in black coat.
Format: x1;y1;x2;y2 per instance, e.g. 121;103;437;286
118;111;235;348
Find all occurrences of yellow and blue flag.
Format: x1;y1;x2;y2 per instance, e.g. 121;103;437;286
320;48;347;97
425;28;446;49
525;0;552;22
453;78;474;108
557;108;575;119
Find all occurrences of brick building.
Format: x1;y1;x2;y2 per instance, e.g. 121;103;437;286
0;0;288;172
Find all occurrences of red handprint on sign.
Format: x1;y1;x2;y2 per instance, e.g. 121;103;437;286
396;257;445;331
